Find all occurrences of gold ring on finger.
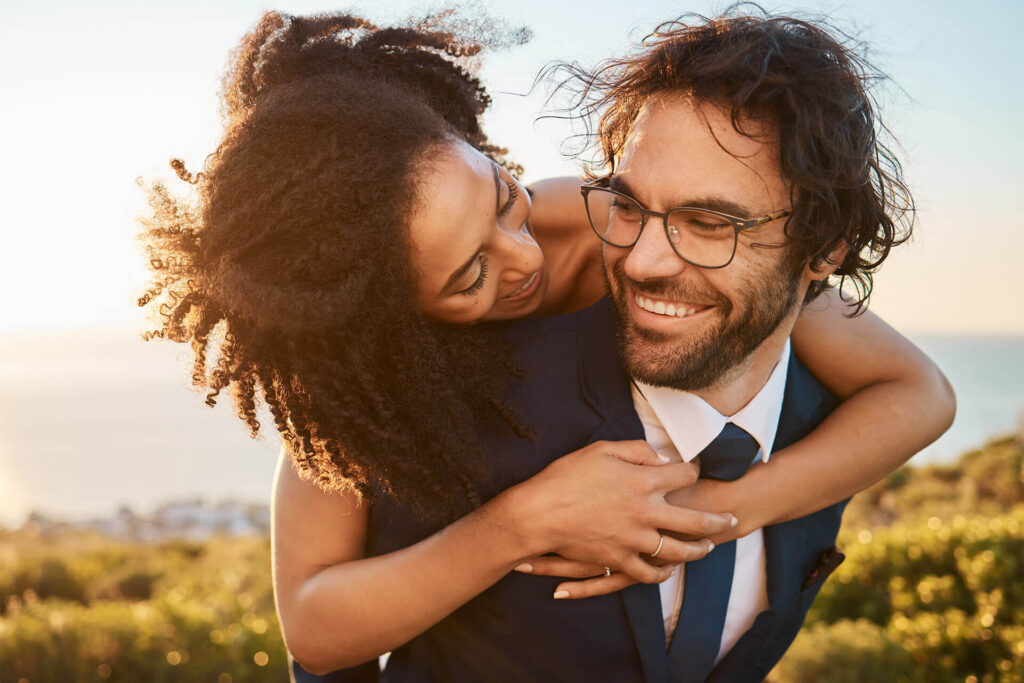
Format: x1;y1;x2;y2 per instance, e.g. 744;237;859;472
649;534;665;559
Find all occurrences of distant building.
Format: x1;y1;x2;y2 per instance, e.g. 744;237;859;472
20;498;270;540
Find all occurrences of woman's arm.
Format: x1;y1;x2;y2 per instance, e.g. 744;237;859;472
687;289;955;536
527;176;589;237
273;440;732;674
525;177;608;315
526;290;955;597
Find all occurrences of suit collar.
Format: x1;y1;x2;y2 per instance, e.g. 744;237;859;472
634;340;791;464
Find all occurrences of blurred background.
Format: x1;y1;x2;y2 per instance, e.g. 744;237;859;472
1;1;1021;681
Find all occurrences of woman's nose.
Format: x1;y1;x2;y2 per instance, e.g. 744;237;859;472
497;221;543;275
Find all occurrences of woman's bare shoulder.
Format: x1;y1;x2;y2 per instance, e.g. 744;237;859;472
527;177;606;315
272;449;369;570
528;177;590;239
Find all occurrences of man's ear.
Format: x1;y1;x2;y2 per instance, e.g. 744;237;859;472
805;241;849;282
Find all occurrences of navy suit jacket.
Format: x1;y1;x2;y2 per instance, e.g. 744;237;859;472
292;298;847;682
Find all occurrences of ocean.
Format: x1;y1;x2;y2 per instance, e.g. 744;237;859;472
0;328;1020;528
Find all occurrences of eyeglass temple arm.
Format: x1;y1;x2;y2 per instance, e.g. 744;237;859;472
749;209;793;226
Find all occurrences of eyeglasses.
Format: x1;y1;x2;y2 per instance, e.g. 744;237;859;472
580;180;793;269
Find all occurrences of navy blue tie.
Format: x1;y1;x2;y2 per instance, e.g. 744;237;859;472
668;423;761;683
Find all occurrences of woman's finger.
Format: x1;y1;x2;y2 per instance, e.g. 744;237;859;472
638;534;714;564
650;504;736;539
646;461;701;491
617;554;676;585
597;440;670;466
553;573;639;599
515;556;605;578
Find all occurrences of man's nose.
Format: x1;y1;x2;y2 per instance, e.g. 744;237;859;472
622;218;687;282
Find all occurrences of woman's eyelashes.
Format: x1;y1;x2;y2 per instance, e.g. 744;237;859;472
461;254;488;296
498;178;519;218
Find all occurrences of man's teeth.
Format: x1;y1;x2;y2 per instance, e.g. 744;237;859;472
635;294;702;318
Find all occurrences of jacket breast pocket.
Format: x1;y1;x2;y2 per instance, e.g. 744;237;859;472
800;545;846;593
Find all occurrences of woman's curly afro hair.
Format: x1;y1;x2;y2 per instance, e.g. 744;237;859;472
138;10;530;522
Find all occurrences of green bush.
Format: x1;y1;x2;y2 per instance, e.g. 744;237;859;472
768;619;917;683
0;596;287;682
0;556;86;609
775;435;1024;682
0;535;287;683
2;436;1021;682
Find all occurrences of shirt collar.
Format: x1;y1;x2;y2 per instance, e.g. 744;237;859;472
634;339;790;463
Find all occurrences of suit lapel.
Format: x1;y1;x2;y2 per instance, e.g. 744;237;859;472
577;299;669;683
761;354;820;611
707;354;822;680
577;298;640;438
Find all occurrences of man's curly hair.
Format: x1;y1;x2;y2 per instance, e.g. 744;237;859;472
550;4;914;310
138;10;529;522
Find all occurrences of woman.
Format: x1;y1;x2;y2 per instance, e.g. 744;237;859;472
138;10;953;677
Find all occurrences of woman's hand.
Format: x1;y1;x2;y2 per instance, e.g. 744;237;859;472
497;439;734;586
517;556;644;599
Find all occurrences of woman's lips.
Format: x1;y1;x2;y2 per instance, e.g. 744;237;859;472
501;269;542;302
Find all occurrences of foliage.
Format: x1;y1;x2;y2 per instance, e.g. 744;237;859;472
0;534;287;682
842;434;1023;528
770;434;1024;683
1;435;1020;681
770;618;918;682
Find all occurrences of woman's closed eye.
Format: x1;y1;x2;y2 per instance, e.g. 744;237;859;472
498;178;519;218
461;254;488;295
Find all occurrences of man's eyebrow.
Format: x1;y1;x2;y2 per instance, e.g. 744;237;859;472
608;175;756;218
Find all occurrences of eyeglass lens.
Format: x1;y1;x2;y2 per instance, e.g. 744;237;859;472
584;188;737;268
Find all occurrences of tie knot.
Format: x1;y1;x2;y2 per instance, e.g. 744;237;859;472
696;422;760;481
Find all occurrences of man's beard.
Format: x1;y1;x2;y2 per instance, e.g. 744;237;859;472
607;258;802;392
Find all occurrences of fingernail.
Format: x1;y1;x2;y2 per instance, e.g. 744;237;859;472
707;541;715;552
730;515;738;528
553;590;570;599
657;452;671;463
514;563;533;573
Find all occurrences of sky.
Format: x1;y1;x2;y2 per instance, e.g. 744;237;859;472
1;0;1022;335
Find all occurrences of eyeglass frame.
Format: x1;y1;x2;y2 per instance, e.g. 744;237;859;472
579;180;794;269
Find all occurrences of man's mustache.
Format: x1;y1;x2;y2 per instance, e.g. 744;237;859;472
610;263;728;309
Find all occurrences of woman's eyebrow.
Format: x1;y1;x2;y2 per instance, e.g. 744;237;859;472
492;163;503;215
442;251;480;294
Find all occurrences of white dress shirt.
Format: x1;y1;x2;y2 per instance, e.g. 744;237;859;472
631;340;790;662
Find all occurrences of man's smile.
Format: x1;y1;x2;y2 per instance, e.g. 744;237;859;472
633;292;713;319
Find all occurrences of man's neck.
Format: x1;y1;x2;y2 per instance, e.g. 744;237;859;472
693;317;795;416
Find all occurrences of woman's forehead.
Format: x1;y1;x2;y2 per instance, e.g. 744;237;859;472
408;141;495;280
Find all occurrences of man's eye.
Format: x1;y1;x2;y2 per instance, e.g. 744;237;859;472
611;200;642;220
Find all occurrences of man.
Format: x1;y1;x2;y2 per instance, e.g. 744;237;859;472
298;11;918;682
501;13;915;680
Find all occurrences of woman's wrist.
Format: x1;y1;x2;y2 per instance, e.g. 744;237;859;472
482;480;554;562
665;476;751;542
